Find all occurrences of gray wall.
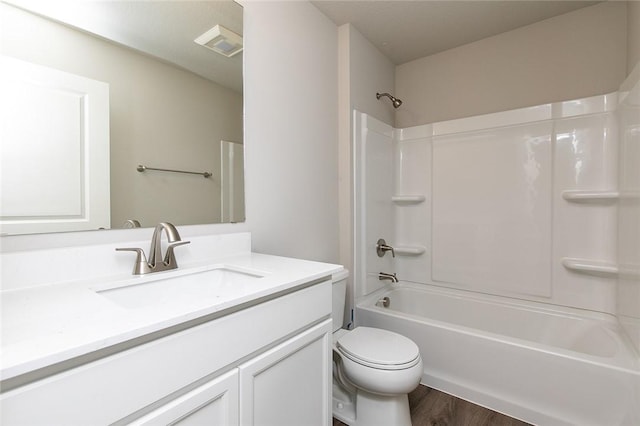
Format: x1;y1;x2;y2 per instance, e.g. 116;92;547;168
395;2;628;127
243;1;340;263
628;1;640;75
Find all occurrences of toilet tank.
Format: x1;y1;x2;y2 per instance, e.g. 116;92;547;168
332;269;349;332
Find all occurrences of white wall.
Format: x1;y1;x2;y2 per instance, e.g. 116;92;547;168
395;2;628;126
342;24;396;127
337;23;395;277
243;1;339;263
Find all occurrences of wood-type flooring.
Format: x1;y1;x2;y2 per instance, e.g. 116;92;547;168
333;385;531;426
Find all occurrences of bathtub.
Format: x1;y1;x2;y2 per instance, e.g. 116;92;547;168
356;283;640;426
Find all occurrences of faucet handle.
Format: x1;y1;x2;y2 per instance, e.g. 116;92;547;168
376;238;396;258
116;247;152;275
163;240;190;267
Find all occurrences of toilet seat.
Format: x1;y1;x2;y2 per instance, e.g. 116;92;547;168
336;327;420;370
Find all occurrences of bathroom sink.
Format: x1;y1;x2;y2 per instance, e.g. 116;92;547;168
92;266;265;309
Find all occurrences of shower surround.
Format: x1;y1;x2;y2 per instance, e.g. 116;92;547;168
352;79;640;424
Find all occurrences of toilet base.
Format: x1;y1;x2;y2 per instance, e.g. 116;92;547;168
355;389;411;426
332;382;356;424
332;386;411;426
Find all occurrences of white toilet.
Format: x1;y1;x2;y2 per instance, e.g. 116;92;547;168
332;270;423;426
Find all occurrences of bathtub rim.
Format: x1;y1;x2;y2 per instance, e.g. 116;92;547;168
356;281;640;374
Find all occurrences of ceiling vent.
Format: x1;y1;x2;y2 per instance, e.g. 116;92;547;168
194;24;243;58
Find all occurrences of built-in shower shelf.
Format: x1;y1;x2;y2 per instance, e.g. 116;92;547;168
562;258;618;276
392;195;426;204
395;246;426;256
561;190;619;202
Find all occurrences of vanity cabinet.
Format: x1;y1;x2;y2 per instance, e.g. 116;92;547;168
133;320;332;426
131;369;239;426
0;280;332;425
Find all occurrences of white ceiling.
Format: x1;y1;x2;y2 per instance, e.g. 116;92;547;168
311;0;600;65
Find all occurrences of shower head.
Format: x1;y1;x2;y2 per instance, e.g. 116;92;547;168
376;92;402;108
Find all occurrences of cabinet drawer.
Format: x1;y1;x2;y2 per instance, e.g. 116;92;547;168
0;280;331;425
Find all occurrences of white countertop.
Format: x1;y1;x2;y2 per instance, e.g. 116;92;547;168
1;252;342;381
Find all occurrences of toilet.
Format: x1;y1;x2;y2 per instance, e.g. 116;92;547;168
332;270;423;426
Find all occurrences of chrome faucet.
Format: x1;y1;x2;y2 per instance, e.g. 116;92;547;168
378;272;398;283
116;222;190;275
376;238;395;258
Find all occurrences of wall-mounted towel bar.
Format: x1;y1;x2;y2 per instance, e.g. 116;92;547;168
391;195;426;204
137;164;212;178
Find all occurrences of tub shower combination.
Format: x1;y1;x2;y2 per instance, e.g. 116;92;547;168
359;284;636;425
352;84;640;424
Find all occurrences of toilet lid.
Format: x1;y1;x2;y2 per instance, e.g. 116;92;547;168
336;327;420;370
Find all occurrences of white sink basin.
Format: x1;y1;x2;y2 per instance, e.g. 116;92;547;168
92;266;265;309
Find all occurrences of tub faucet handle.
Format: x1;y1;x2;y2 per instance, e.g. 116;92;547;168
376;238;395;258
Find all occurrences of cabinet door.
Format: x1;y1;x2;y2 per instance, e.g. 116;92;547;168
131;369;239;426
239;319;332;426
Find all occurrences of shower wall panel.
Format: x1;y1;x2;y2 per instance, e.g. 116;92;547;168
398;97;618;312
393;127;431;285
353;112;395;298
552;112;618;311
356;92;623;314
617;71;640;353
431;122;553;298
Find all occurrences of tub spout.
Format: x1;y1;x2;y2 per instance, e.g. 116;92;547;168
378;272;398;283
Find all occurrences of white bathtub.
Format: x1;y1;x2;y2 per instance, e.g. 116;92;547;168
356;283;640;426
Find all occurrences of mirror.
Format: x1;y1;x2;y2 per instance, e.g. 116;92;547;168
0;0;244;235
